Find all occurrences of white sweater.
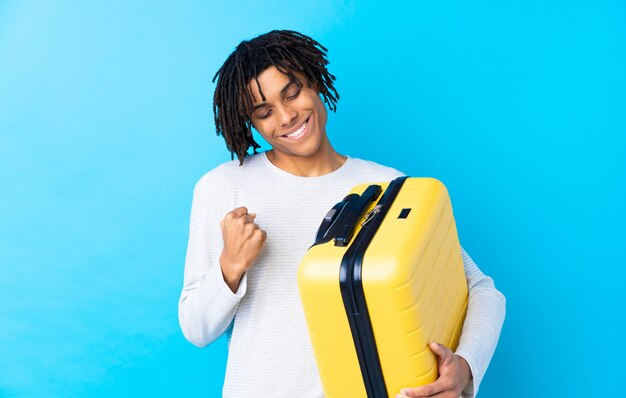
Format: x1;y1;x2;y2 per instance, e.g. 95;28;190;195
178;151;506;398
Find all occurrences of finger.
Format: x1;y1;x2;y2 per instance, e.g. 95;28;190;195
402;393;454;398
226;210;245;222
241;214;257;223
252;228;267;242
230;206;249;217
401;376;452;397
244;223;261;234
429;342;454;366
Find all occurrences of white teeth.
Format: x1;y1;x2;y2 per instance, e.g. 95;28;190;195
285;119;308;138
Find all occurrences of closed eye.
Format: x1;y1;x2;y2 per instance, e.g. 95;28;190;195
287;89;301;101
256;89;301;119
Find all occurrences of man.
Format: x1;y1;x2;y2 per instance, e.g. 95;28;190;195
178;29;506;398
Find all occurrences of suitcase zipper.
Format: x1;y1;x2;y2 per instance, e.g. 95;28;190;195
339;176;409;398
361;204;382;227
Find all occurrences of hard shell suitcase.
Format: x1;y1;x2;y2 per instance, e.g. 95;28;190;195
297;176;469;398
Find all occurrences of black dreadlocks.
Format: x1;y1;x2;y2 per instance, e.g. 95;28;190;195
211;30;340;166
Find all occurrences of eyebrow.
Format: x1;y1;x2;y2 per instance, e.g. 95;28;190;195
252;80;297;111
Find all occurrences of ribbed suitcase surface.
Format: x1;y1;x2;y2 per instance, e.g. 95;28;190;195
298;177;468;398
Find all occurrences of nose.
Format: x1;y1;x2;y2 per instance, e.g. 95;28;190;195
277;104;297;127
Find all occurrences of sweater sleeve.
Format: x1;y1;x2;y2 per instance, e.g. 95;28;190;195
178;177;248;348
454;245;506;398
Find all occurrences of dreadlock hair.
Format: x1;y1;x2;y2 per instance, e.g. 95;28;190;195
211;29;340;166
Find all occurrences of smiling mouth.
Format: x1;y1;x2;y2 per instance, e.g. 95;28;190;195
281;116;311;139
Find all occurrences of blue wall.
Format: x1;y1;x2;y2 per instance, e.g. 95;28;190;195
1;1;624;396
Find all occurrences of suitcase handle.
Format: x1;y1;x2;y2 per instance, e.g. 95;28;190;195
314;193;360;244
334;184;382;247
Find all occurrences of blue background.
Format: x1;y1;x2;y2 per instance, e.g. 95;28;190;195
1;0;624;396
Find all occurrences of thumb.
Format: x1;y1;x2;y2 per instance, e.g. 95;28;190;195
429;342;453;366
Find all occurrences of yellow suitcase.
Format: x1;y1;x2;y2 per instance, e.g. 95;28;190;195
298;176;468;398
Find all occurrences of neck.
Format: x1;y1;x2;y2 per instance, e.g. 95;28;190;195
266;140;347;177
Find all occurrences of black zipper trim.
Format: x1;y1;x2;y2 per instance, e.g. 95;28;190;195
339;176;409;397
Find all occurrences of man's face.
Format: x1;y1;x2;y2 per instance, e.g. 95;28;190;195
247;66;328;158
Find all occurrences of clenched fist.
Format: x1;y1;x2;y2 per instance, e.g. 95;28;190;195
219;206;267;293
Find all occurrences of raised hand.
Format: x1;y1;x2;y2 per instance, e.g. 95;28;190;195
219;206;267;292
